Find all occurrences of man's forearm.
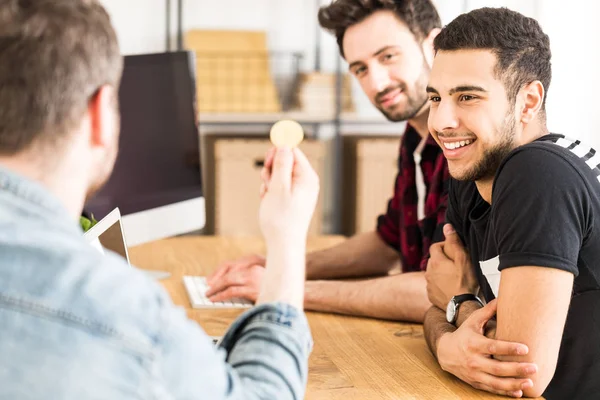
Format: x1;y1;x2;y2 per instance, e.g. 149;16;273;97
304;272;430;322
455;301;483;327
424;301;482;359
306;231;399;280
424;306;456;359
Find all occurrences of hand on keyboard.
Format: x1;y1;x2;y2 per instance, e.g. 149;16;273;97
183;276;252;309
205;254;265;303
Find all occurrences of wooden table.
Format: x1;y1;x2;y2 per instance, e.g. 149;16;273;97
129;236;514;400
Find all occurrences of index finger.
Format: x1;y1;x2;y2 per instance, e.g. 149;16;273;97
205;269;242;298
260;147;277;185
264;147;277;169
478;357;538;378
481;336;529;357
260;166;271;186
269;147;294;191
291;148;314;180
428;242;446;259
207;263;231;285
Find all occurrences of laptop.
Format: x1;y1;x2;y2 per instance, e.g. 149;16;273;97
83;208;170;280
83;208;222;344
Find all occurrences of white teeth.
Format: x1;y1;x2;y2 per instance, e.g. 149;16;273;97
443;139;473;150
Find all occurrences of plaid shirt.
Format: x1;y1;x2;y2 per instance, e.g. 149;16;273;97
376;124;449;272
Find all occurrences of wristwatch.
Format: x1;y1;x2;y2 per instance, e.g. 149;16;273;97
446;294;484;325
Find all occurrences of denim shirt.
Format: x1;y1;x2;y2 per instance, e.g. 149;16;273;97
0;166;312;399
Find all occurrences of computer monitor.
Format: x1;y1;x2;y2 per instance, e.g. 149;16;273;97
84;51;205;247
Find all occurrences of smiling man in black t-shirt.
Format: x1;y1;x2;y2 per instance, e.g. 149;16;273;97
422;7;600;400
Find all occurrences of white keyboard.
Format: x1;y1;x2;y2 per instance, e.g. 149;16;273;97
183;276;253;309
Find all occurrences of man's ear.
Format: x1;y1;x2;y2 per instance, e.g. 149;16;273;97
518;80;545;124
88;85;118;148
422;27;441;68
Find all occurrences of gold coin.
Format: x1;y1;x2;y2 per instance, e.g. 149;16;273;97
270;119;304;148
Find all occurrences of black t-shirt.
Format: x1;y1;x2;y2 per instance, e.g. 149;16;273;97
447;134;600;400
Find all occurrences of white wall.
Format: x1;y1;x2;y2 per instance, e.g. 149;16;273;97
101;0;319;70
101;0;166;54
443;0;600;149
538;0;600;149
102;0;600;139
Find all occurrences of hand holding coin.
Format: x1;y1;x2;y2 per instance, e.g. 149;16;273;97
269;119;304;148
260;120;306;198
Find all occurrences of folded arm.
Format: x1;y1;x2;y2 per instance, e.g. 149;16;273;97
494;266;573;398
424;300;537;398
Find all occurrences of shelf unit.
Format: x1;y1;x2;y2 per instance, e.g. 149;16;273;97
165;0;396;233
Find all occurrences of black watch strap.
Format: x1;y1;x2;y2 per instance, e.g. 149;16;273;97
447;293;485;325
453;293;484;306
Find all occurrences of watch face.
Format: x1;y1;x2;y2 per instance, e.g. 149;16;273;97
446;300;455;323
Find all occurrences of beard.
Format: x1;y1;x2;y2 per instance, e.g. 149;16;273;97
452;111;517;182
375;58;430;122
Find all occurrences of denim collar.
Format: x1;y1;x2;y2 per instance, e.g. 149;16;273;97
0;164;79;233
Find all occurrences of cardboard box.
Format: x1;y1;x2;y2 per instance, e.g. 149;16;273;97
343;136;401;235
206;137;325;236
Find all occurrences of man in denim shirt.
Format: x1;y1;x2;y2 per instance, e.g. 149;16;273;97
0;1;319;399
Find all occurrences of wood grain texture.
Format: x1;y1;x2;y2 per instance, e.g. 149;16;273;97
129;236;535;399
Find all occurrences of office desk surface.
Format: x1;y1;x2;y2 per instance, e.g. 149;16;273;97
129;236;523;400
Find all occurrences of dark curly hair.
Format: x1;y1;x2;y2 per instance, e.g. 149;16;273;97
318;0;441;58
434;7;552;110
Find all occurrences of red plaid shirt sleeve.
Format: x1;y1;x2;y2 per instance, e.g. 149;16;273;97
376;125;449;273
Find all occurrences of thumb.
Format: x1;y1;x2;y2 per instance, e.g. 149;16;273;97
291;148;313;182
468;299;497;331
269;147;293;191
443;223;458;240
442;224;462;259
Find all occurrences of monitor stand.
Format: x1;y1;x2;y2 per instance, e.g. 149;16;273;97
121;197;206;247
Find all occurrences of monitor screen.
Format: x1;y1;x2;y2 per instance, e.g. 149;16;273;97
85;51;202;220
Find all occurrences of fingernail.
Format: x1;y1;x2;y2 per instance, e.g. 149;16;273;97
510;390;523;398
517;345;528;355
525;365;537;374
522;380;533;389
443;224;455;235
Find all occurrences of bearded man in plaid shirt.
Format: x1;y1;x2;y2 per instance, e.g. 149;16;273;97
206;0;449;322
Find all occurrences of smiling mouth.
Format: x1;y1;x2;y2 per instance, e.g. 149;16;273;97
442;139;475;150
378;89;403;106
